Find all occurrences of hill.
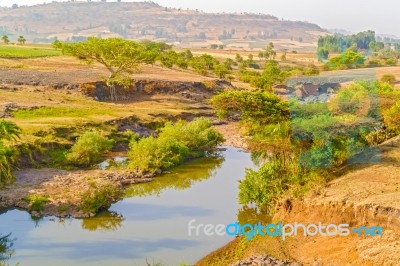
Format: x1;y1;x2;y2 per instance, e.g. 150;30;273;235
0;1;328;50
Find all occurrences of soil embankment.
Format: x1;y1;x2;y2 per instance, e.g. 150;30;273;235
198;136;400;266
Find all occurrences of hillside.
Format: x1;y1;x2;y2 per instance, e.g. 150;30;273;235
0;1;328;50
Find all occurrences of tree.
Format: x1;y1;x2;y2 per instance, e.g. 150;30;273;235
62;37;164;100
52;39;62;49
235;53;243;63
213;64;230;79
1;35;9;44
17;35;26;45
327;50;365;70
262;42;276;60
317;47;329;61
254;60;288;90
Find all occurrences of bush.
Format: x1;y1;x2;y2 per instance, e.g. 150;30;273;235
78;181;121;214
66;129;113;167
23;194;49;211
326;50;365;70
128;118;224;173
238;157;321;210
381;74;396;86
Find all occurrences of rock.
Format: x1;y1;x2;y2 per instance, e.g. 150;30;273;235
230;255;302;266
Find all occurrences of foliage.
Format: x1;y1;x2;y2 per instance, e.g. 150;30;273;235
383;102;400;132
317;47;329;61
17;35;26;45
78;181;121;214
128;118;224;173
326;50;365;70
1;35;9;44
213;64;230;78
254;61;289;90
66;129;113;167
0;233;14;264
239;156;321;210
23;194;49;211
212;89;288;123
52;39;62;49
218;81;400;209
258;42;276;60
318;30;376;53
0;120;21;186
0;120;21;142
62;37;165;87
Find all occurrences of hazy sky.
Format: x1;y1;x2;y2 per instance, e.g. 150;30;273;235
1;0;399;36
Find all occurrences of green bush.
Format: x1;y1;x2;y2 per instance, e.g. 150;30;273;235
23;195;49;211
128;118;224;173
239;157;321;209
66;129;113;167
326;50;365;70
78;181;121;214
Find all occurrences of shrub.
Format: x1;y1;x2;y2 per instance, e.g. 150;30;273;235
128;118;224;173
78;181;121;214
66;129;113;167
238;156;321;210
381;74;396;86
23;195;49;211
326;50;365;70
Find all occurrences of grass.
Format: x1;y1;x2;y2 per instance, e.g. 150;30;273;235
13;106;116;119
0;45;61;58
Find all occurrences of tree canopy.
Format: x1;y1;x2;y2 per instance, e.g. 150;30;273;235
62;37;168;87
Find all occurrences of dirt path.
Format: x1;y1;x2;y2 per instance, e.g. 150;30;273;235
214;122;248;150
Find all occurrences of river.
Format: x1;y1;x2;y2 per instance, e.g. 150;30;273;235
0;146;257;266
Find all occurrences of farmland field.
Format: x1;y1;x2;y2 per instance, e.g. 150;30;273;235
0;45;61;58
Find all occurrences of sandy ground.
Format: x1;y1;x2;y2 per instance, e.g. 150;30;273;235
214;122;248;150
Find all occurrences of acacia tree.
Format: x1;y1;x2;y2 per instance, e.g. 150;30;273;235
62;37;166;101
1;35;9;44
17;35;26;45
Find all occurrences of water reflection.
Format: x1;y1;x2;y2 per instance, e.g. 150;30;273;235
237;206;271;225
124;155;224;198
82;211;125;232
0;147;256;265
0;233;15;265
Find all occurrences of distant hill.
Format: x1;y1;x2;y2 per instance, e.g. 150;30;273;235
0;1;328;50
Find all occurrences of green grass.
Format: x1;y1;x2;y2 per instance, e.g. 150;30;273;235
0;45;61;58
13;106;116;119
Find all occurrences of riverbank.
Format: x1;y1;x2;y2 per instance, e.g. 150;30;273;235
197;136;400;265
0;168;155;218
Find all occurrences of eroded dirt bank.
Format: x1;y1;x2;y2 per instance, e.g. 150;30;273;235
198;136;400;266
